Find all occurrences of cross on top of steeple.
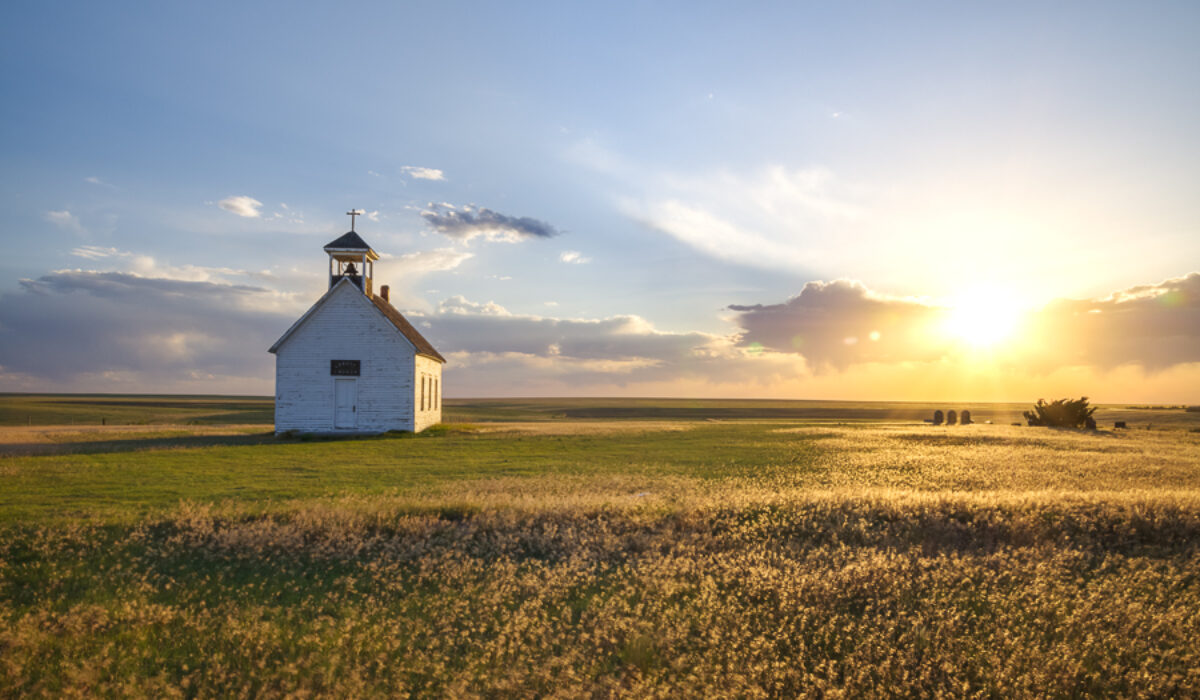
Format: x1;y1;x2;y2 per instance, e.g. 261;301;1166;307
346;209;364;231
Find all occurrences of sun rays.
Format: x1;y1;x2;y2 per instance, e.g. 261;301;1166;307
941;284;1029;350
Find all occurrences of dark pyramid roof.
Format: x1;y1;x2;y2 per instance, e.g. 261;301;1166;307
323;230;374;251
370;293;446;363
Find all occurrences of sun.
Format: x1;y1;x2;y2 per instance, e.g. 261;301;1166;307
942;285;1026;348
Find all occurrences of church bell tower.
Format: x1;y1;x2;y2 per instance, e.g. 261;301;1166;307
323;209;379;296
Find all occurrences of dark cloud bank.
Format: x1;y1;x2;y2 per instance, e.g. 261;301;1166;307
421;203;559;242
729;280;944;369
0;272;284;392
730;273;1200;371
1;269;1196;394
1023;273;1200;371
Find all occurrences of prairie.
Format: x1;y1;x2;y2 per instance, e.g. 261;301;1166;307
1;396;1199;697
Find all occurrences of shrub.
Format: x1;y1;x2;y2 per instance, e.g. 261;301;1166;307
1024;397;1097;429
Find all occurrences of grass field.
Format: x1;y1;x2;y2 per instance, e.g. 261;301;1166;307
4;393;1199;429
2;395;1200;696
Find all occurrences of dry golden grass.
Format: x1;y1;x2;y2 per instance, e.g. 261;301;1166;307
790;424;1200;492
4;487;1199;697
2;421;1199;697
0;424;273;457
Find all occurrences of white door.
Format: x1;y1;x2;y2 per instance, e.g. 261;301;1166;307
334;379;357;428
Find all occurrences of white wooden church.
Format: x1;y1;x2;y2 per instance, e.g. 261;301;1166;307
269;214;445;434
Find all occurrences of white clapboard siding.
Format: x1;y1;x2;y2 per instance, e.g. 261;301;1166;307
413;354;443;432
273;281;442;434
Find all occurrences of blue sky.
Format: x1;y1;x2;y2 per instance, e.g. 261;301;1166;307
2;1;1198;400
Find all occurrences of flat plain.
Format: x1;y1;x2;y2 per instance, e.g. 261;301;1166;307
2;394;1199;697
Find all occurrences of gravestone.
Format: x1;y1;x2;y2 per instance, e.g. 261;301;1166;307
960;410;972;425
932;409;944;425
946;409;958;425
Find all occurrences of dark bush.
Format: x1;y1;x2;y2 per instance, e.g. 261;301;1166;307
932;409;944;426
946;409;958;426
1023;397;1097;429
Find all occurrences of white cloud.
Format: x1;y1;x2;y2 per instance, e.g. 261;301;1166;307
383;248;473;277
70;245;120;260
366;210;380;222
425;296;729;363
566;138;869;274
627;165;866;272
636;199;808;269
218;195;263;218
437;295;512;316
559;250;591;264
401;166;446;181
45;210;86;234
66;246;290;305
371;249;476;308
83;176;116;188
413;296;813;396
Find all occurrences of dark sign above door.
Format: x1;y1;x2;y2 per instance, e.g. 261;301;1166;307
331;360;361;376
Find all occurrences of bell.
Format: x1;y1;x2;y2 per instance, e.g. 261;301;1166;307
344;262;358;275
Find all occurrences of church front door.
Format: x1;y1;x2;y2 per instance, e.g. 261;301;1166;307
334;378;357;429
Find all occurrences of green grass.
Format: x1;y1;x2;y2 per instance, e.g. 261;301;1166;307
0;424;826;523
7;393;1198;429
5;421;1198;525
2;396;1200;696
445;397;1040;424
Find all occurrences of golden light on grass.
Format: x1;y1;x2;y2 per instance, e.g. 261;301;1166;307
3;408;1200;696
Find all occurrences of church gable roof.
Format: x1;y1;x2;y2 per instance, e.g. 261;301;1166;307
369;295;445;363
268;278;445;362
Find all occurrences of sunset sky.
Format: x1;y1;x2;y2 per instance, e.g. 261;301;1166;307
1;1;1198;401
